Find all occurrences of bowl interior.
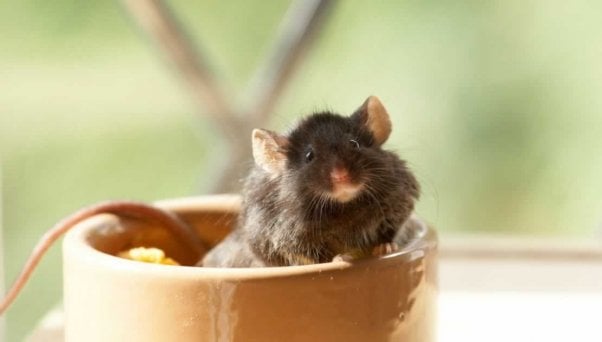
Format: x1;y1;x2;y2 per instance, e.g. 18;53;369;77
80;194;431;268
82;195;240;266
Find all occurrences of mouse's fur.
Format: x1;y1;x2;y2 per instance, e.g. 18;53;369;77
202;96;419;267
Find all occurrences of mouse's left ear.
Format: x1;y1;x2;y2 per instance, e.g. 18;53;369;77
252;128;289;175
351;96;392;146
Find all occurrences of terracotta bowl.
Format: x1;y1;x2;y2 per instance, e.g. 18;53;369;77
62;195;437;341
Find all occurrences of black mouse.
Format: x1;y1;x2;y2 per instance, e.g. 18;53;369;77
202;96;420;267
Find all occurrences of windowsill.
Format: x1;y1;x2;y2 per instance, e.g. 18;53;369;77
440;234;602;292
439;291;602;341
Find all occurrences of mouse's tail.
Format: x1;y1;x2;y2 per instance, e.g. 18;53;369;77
0;201;205;315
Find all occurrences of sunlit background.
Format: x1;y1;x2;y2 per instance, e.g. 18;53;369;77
2;0;602;340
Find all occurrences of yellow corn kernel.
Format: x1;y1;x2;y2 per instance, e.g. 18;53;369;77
118;247;179;266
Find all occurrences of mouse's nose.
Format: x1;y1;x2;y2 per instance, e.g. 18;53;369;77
330;167;350;183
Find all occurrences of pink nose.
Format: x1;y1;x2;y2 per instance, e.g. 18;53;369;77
330;167;350;183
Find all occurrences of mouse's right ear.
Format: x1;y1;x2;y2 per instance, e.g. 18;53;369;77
252;129;289;175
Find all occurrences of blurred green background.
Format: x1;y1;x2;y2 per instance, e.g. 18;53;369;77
2;0;602;340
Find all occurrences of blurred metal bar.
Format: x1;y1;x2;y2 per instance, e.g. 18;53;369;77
121;0;337;193
245;0;336;124
441;235;602;261
122;0;236;135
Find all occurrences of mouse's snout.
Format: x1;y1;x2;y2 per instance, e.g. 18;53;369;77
327;165;363;203
330;167;350;184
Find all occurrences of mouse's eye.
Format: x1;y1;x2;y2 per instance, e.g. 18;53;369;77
349;139;360;149
305;148;314;163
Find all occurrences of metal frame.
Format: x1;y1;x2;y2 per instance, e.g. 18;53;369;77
122;0;336;192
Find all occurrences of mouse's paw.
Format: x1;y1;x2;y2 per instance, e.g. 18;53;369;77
372;242;399;257
332;253;354;263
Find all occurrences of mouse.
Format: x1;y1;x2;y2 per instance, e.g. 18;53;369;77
202;96;420;267
0;201;206;315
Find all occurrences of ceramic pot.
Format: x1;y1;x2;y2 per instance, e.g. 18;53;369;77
63;195;437;341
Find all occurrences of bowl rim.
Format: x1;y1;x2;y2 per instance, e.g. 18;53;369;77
63;194;437;280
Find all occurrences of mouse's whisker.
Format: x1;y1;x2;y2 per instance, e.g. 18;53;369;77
363;184;386;220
